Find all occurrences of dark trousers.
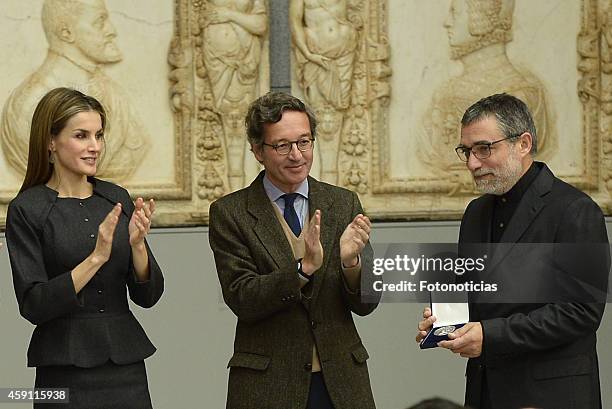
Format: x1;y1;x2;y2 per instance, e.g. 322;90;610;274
306;372;334;409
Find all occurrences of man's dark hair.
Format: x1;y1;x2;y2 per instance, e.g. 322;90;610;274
407;397;468;409
461;93;537;155
245;91;317;147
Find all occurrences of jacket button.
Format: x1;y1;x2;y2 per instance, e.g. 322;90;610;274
98;308;105;313
311;321;317;329
304;363;312;371
97;290;103;294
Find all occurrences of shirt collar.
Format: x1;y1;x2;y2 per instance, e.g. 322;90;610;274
262;173;309;202
496;161;541;204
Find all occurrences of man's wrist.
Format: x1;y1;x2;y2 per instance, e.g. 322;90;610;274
300;258;316;275
297;259;313;282
342;255;360;269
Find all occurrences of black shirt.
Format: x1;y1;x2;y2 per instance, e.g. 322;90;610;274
491;162;541;243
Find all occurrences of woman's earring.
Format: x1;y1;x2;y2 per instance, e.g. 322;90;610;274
49;151;55;164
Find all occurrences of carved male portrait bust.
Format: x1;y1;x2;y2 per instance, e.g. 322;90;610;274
0;0;150;182
418;0;556;182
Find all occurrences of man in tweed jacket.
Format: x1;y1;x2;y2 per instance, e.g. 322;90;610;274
209;92;380;409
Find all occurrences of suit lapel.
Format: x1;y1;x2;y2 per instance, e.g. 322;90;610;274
486;165;552;273
307;177;335;304
246;174;338;303
467;196;496;281
247;174;296;269
499;188;545;243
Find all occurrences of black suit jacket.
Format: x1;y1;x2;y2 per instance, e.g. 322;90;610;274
459;163;609;409
6;178;164;367
209;173;380;409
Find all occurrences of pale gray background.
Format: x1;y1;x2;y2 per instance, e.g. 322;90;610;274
1;219;611;409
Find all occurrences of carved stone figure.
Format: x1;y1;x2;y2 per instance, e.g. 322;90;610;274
602;2;612;196
198;0;267;191
290;0;358;183
0;0;150;182
603;5;612;75
419;0;556;187
198;163;225;201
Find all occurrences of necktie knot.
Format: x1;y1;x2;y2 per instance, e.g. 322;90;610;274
281;193;302;237
282;193;299;207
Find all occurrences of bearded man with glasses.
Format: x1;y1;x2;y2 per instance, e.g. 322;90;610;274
417;93;609;409
209;91;380;409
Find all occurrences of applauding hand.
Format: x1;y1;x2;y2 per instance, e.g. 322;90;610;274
92;203;122;264
340;214;371;268
129;198;155;249
302;210;323;275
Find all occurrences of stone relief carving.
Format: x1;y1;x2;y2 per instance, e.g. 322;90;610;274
163;0;269;224
291;0;357;185
290;0;390;191
417;0;557;195
599;0;612;211
194;0;267;192
0;0;609;228
364;0;608;219
576;0;608;205
0;0;150;182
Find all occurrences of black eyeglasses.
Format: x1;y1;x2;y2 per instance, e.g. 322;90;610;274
455;134;521;162
262;138;314;155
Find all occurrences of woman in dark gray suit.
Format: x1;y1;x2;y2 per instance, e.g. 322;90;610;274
5;87;164;408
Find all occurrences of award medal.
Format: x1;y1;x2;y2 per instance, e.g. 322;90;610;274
434;325;456;336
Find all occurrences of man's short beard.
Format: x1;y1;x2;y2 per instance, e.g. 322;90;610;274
472;147;523;195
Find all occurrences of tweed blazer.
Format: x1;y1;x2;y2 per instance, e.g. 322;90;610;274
6;178;164;368
209;172;380;409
